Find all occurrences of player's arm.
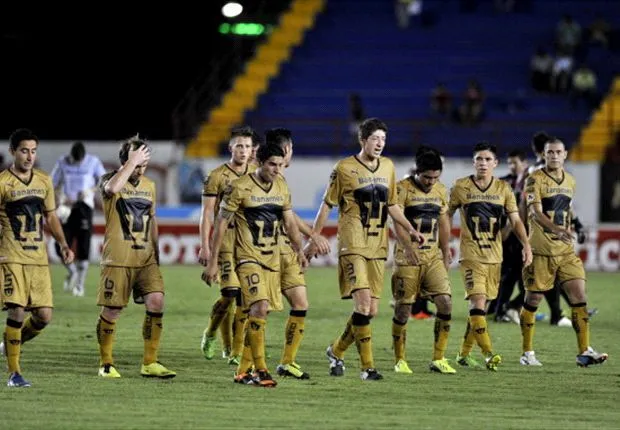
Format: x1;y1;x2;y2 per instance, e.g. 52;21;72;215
507;211;533;266
103;146;151;197
311;201;332;236
203;208;233;286
393;219;420;265
387;205;425;244
44;210;74;264
569;208;587;244
198;195;216;265
151;215;160;265
50;160;66;205
295;211;330;255
284;210;309;270
438;212;452;270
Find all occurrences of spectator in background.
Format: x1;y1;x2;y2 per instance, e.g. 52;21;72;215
458;80;485;126
430;82;452;119
349;93;365;143
570;64;598;109
530;47;553;92
556;14;582;54
550;50;573;93
588;14;611;48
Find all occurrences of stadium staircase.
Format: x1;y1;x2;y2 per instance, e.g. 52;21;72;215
243;0;620;157
185;0;325;158
572;77;620;161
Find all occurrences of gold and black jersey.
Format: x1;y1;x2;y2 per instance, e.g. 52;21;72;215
323;155;397;260
524;168;576;256
449;175;518;264
0;169;56;265
203;163;255;254
99;172;157;267
394;177;448;266
221;173;292;271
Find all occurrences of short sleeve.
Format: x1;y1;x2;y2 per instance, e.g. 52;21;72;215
504;185;518;213
220;181;241;214
323;164;341;208
202;171;219;197
448;183;461;212
396;182;407;208
150;182;157;216
44;176;56;212
387;166;398;206
283;182;292;212
439;185;449;215
94;157;106;180
99;171;115;199
524;175;541;206
50;160;63;188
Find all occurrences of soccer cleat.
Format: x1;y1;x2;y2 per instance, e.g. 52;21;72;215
7;372;31;388
140;362;177;379
227;355;240;366
98;363;121;378
555;316;572;328
222;347;231;359
277;362;310;379
430;358;457;374
576;347;608;368
72;285;85;297
411;311;433;320
360;368;383;381
64;272;78;293
520;351;543;366
394;359;413;374
456;353;482;368
200;333;217;360
326;345;345;376
588;308;598;318
253;369;277;387
233;372;257;385
485;353;502;371
505;308;520;325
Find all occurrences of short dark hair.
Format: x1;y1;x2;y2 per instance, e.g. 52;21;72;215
508;149;526;161
9;128;39;151
415;146;443;172
532;131;551;154
265;128;292;150
473;141;497;157
230;125;254;140
71;141;86;162
119;135;148;164
359;118;388;141
251;130;262;148
545;136;565;149
256;143;285;163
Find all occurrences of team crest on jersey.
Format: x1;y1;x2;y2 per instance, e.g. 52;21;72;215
527;193;534;202
329;169;338;184
526;177;536;187
222;184;233;197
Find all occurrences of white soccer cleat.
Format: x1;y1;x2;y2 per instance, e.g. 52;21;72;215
64;272;79;293
556;317;572;327
520;351;543;366
72;286;85;297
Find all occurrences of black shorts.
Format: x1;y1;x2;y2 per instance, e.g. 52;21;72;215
56;202;93;261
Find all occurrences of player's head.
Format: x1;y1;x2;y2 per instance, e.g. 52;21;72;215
265;127;293;168
70;141;86;163
531;131;550;157
9;128;39;173
251;130;262;163
414;146;443;192
543;137;567;171
256;143;286;183
358;118;387;160
228;125;253;166
119;135;150;181
472;141;498;177
507;149;526;175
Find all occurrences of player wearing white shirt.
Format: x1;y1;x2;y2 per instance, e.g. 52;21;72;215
51;142;106;296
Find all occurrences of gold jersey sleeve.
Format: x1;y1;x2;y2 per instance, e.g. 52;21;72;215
0;169;56;265
449;175;517;264
202;163;255;254
323;156;397;260
221;173;292;271
394;178;448;266
99;172;158;267
524;169;576;256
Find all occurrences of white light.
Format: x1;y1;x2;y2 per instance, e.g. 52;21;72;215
222;2;243;18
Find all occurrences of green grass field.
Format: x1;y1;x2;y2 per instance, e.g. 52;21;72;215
5;265;620;429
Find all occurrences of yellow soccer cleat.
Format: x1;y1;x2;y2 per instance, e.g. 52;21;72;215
429;358;457;374
98;364;121;378
485;353;502;371
394;359;413;374
141;362;177;379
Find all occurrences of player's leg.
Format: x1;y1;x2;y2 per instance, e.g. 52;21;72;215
229;290;248;366
425;259;455;374
73;203;93;297
96;266;129;378
519;256;551;366
391;265;419;374
559;255;608;367
455;261;481;368
21;265;54;344
136;265;175;378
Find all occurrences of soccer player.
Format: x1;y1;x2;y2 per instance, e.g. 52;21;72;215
450;142;532;371
95;136;176;379
51;141;106;297
0;128;75;387
520;137;608;367
204;142;308;387
311;118;424;381
199;126;254;364
391;147;456;375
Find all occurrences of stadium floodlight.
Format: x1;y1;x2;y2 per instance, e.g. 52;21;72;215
222;2;243;18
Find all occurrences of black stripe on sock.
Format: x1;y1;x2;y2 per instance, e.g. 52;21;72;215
436;313;451;321
6;318;22;329
570;302;587;308
469;309;486;317
99;315;115;325
352;312;370;326
392;317;407;326
290;310;307;317
523;303;538;312
146;311;163;318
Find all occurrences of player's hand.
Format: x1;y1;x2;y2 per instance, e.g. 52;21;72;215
128;145;151;166
61;246;75;265
409;229;425;245
576;229;587;245
201;261;219;287
442;250;453;272
198;246;211;266
554;228;574;243
297;250;309;272
309;233;330;255
404;244;419;266
522;244;533;267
